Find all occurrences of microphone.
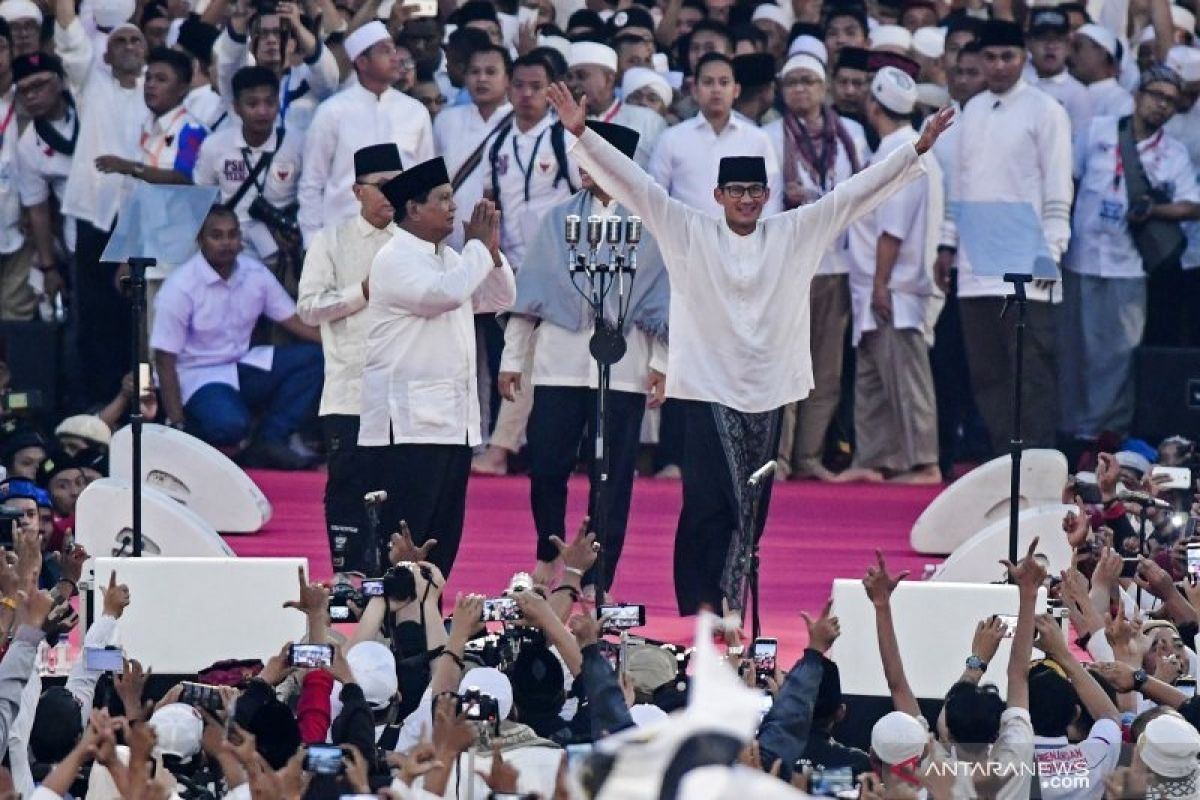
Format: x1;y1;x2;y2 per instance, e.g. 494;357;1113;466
586;215;603;246
605;216;622;244
565;214;581;245
363;490;388;505
1116;487;1171;509
747;461;777;488
625;216;642;245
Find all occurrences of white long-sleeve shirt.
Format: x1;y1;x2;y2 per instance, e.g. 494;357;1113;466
570;126;929;414
435;100;512;251
940;79;1073;302
298;83;435;246
1025;67;1094;140
57;18;146;231
358;228;516;446
1086;77;1134;120
297;214;395;416
0;88;24;255
647;112;783;219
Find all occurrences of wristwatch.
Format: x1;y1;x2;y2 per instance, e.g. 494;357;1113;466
727;645;745;657
1133;669;1149;691
132;162;146;179
965;655;988;672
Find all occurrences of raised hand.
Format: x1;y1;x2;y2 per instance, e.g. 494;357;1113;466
463;200;501;259
863;550;910;607
476;746;519;793
547;82;586;136
549;516;599;575
389;521;438;566
800;597;840;653
915;106;955;154
1032;613;1069;659
1001;537;1047;593
971;616;1007;664
282;566;329;616
1062;497;1091;550
115;658;152;721
103;571;131;619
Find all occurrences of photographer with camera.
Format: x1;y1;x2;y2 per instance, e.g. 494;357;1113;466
1061;64;1200;449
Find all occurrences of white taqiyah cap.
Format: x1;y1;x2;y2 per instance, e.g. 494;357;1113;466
149;704;204;760
459;667;514;721
916;81;950;107
871;23;912;51
752;3;789;29
787;33;828;63
92;0;135;29
912;25;946;58
871;711;928;765
629;703;670;727
780;53;826;80
569;40;618;71
623;66;673;106
1139;715;1200;779
871;65;919;114
345;20;390;62
0;0;42;23
1076;23;1118;59
1167;45;1200;82
1172;4;1197;34
537;33;571;61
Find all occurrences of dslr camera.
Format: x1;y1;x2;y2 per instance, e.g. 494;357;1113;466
457;686;501;735
248;197;300;238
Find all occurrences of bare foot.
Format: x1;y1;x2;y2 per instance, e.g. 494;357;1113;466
888;465;943;485
471;445;509;476
827;467;885;483
655;464;682;479
793;461;839;481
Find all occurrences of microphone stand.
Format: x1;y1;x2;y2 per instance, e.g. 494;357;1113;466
743;460;776;641
1001;273;1032;574
122;257;156;558
564;211;641;598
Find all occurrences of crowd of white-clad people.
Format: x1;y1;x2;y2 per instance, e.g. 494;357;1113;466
0;0;1193;794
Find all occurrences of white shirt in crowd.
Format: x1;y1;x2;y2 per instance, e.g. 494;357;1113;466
194;125;306;260
434;99;513;251
185;83;228;130
57;17;146;232
940;79;1073;303
846;125;944;345
1033;717;1122;800
297;214;395;416
298;82;435;246
648;112;783;219
15;105;77;252
0;88;24;256
213;31;341;134
358;228;516;447
1024;66;1094;140
1086;76;1134;120
763;114;868;276
1066;115;1199;279
933;708;1035;800
592;97;668;167
1165;100;1200;270
570;126;930;414
480;113;578;268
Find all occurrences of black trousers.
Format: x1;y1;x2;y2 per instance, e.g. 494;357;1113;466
74;220;131;406
674;399;782;616
322;415;376;575
363;442;472;579
526;385;646;589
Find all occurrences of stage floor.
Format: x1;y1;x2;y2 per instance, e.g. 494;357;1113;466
235;472;942;662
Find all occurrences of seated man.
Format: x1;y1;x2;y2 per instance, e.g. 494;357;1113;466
151;206;323;470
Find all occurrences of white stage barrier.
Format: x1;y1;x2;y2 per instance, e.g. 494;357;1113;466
76;478;234;558
930;504;1074;584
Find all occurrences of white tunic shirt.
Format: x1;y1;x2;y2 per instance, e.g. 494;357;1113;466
434;100;512;251
481;114;578;268
15;108;76;252
298;83;435;246
1025;67;1094;140
593;99;667;167
648;113;783;219
1086;77;1134;120
193;125;305;260
57;18;146;231
297;214;394;416
1165;101;1200;269
570;126;930;414
1066;116;1199;279
0;89;24;255
358;228;516;447
763;115;868;276
846;126;944;345
940;80;1073;302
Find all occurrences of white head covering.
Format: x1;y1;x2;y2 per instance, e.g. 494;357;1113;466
912;26;946;58
345;20;391;62
916;81;950;107
92;0;135;29
870;24;912;52
1077;23;1118;59
871;711;928;765
1172;5;1197;35
780;53;827;80
459;667;515;720
347;641;399;709
55;414;112;447
166;16;183;46
871;65;919;114
1167;45;1200;82
623;66;673;106
0;0;43;24
787;33;828;63
569;41;618;71
1115;449;1152;478
1139;715;1200;779
751;3;789;30
537;33;571;61
629;703;670;727
149;704;204;760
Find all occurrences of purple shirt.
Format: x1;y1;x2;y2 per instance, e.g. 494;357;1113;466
150;251;295;401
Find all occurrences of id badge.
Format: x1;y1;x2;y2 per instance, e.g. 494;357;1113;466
1098;197;1126;231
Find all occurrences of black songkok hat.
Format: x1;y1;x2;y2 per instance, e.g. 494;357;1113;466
978;19;1025;49
586;120;640;160
354;143;404;179
835;45;870;71
732;52;776;89
12;52;62;84
380;157;450;215
717;156;767;185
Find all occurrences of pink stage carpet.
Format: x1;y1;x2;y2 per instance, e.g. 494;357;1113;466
234;472;942;662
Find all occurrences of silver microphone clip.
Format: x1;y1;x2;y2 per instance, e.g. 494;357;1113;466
565;214;581;246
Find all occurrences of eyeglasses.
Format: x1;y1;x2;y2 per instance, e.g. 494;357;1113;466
1141;87;1178;106
399;58;416;70
719;184;766;199
16;77;56;95
782;76;823;89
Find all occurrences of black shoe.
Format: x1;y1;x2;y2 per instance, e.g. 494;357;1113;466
242;440;318;470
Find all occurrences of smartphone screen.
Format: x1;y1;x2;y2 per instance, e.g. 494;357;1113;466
482;597;521;623
1153;466;1193;491
289;643;333;668
1177;677;1197;698
180;681;223;711
360;579;385;597
997;614;1018;637
84;647;124;672
304;744;344;775
1188;545;1200;578
1121;558;1140;579
752;638;778;677
597;604;646;629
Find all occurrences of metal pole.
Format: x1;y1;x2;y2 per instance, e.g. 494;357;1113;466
126;257;156;558
1003;273;1031;570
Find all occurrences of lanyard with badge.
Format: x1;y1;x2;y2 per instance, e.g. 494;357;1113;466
0;99;15;193
0;100;16;151
511;128;548;202
140;107;189;168
1101;128;1165;231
